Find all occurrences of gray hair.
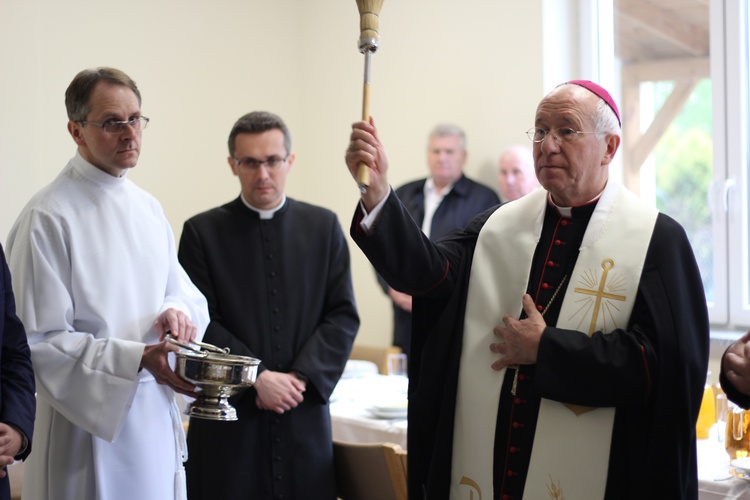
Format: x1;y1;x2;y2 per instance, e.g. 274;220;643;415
428;123;466;150
228;111;291;157
593;99;621;139
556;82;621;139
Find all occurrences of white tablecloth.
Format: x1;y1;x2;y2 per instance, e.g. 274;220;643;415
330;374;408;450
697;427;750;499
329;376;750;498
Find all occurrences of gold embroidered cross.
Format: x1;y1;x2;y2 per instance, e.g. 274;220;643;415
573;259;626;335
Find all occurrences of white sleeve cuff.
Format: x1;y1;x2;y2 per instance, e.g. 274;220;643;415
358;188;392;236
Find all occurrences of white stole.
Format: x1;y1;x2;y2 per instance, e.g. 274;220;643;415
450;182;657;500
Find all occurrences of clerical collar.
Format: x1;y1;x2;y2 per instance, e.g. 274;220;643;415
240;194;286;219
547;189;605;218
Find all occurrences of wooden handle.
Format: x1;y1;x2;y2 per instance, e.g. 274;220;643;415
355;0;383;193
356;80;372;191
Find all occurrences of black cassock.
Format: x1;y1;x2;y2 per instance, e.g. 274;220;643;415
179;197;359;500
351;190;709;500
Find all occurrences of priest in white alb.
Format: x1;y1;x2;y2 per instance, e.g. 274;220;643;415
6;67;209;500
344;81;709;499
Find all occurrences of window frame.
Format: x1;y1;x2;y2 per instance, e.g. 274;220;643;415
581;0;750;332
721;0;750;328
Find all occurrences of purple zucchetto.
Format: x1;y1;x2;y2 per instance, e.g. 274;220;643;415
566;80;621;127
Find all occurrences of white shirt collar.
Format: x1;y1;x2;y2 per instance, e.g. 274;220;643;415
71;151;128;188
424;177;455;198
422;178;455;238
240;194;287;219
548;186;606;218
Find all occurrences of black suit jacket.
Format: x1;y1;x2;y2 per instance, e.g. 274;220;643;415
0;244;35;500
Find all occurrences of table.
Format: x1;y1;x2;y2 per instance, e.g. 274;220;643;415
329;375;750;498
330;373;408;450
697;427;750;499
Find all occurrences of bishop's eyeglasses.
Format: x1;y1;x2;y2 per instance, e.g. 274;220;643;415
526;127;596;143
232;156;289;170
79;116;150;134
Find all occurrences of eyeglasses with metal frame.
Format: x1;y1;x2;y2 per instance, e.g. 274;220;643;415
79;116;150;134
526;127;596;143
232;156;289;170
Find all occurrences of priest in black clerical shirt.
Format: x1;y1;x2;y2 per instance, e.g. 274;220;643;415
180;111;359;500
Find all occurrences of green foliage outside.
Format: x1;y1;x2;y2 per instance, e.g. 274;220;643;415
650;79;714;298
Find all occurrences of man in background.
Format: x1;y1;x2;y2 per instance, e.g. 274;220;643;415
497;144;538;202
379;124;499;357
0;243;35;500
179;111;359;500
6;67;209;500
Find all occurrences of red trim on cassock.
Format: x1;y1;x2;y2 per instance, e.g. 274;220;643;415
414;259;451;295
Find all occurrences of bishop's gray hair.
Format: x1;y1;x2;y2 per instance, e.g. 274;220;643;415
593;99;621;139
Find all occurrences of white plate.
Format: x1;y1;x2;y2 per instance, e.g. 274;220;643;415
341;360;379;379
366;407;408;419
731;457;750;472
372;403;408;412
730;468;750;482
370;400;409;414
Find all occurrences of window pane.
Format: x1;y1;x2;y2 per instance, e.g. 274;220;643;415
649;80;714;302
613;0;715;311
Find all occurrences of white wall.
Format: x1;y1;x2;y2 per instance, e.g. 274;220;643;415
0;0;545;347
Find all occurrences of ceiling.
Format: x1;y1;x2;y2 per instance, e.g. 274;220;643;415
615;0;710;65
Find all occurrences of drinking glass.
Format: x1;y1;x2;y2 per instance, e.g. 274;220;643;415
387;353;408;377
716;393;728;442
726;402;750;459
696;380;715;439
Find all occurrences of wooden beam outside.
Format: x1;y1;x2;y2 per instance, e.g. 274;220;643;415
622;57;710;84
621;82;642;194
618;0;708;56
627;80;699;173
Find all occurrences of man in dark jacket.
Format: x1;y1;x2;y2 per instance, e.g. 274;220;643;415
0;243;35;500
380;124;499;357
